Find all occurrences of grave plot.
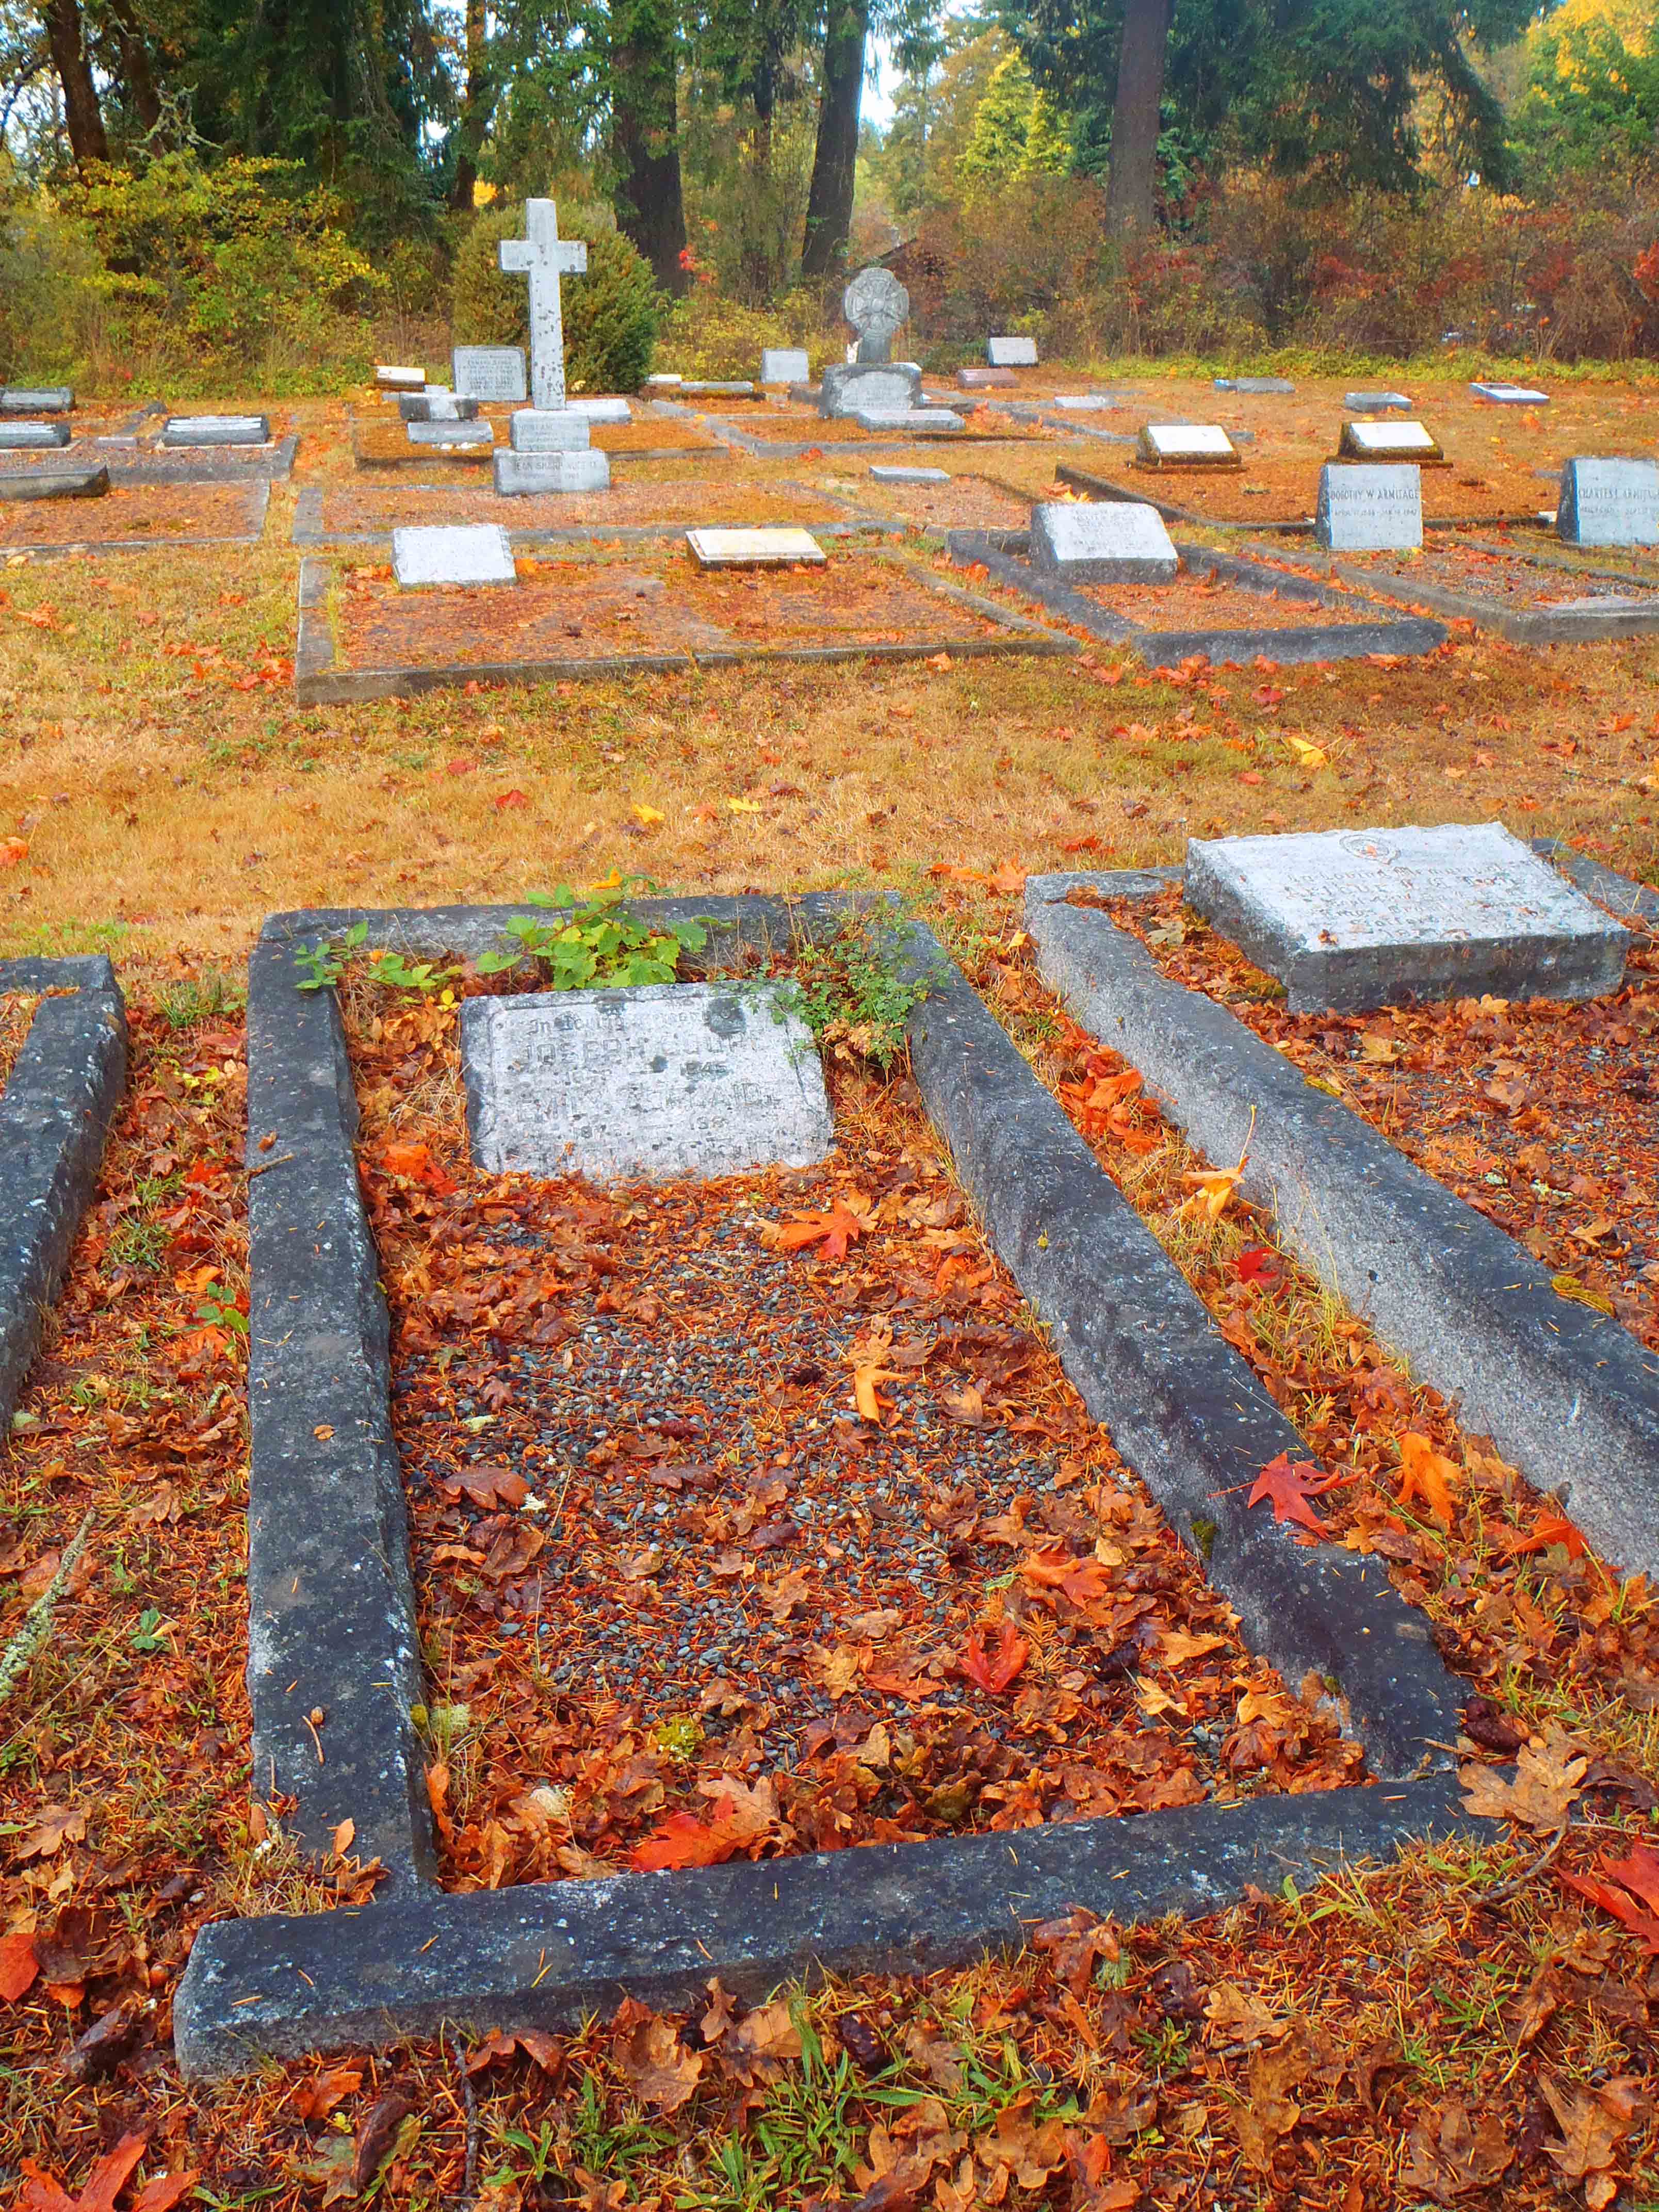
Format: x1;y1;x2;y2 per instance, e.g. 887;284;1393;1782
0;477;268;558
1056;449;1558;530
0;957;127;1433
828;467;1036;534
1020;862;1659;1577
0;421;298;484
1275;536;1659;642
293;546;1074;703
349;408;724;471
292;476;879;547
698;401;1043;454
948;527;1445;665
174;895;1471;2074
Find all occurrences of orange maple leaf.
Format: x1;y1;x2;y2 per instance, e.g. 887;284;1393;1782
960;1622;1031;1694
1247;1452;1344;1535
1559;1842;1659;1953
761;1200;866;1261
1397;1433;1461;1525
1504;1511;1588;1560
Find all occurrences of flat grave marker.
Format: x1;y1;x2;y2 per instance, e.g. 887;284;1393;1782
958;367;1016;390
511;409;592;451
392;523;517;589
760;347;810;385
162;414;270;448
1472;382;1548;405
493;447;610;494
376;365;426;390
0;466;108;503
462;980;833;1182
0;422;70;450
1338;418;1445;463
687;525;826;569
0;387;73;415
1558;457;1659;547
406;418;493;448
452;345;528;404
988;334;1037;367
1214;376;1294;393
1185;821;1628;1012
566;397;632;422
851;408;964;434
871;463;949;484
1315;463;1422;550
1345;391;1412;411
1136;423;1242;469
1030;498;1178;582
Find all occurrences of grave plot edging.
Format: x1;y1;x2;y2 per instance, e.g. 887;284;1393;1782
1325;558;1659;643
174;1771;1472;2078
1536;840;1659;925
1022;875;1659;1580
947;530;1447;666
1;478;270;562
0;956;126;1430
291;485;898;551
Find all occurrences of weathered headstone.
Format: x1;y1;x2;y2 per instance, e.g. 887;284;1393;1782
376;365;426;391
1344;391;1412;411
511;409;591;451
0;388;73;415
844;266;908;363
452;346;528;404
687;526;826;570
761;347;810;385
161;414;270;447
1136;424;1241;469
496;199;589;410
1472;382;1548;405
957;367;1016;391
398;393;479;423
871;464;949;484
406;418;493;448
819;362;923;420
493;448;610;494
1214;376;1294;394
1557;457;1659;547
1338;419;1444;462
392;524;517;589
1030;499;1178;583
988;335;1038;367
0;422;71;450
1315;463;1423;551
1185;823;1628;1013
0;466;107;502
461;981;834;1181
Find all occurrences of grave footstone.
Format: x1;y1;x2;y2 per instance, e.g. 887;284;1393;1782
1214;376;1294;393
1338;418;1444;463
463;980;833;1182
0;466;108;502
1136;424;1241;469
161;414;270;447
957;367;1016;390
645;372;683;387
1315;463;1423;551
452;346;528;404
0;422;71;450
687;526;826;570
1345;391;1412;411
761;348;810;385
871;464;949;484
392;524;517;588
1185;823;1627;1013
0;387;73;415
851;408;964;434
511;409;591;450
988;335;1038;367
376;365;426;391
493;448;610;494
1472;382;1548;405
1030;499;1178;583
497;199;590;410
1557;457;1659;547
844;267;908;364
398;393;479;423
566;397;632;423
406;418;493;448
1050;395;1119;412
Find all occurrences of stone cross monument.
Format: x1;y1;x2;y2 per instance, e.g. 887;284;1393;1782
843;267;908;363
498;200;588;410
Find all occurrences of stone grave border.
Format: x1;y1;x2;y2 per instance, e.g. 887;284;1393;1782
290;483;898;551
1024;854;1659;1576
1284;541;1659;644
0;478;270;562
0;956;127;1431
689;407;1038;460
291;548;1076;704
350;414;712;471
0;436;298;486
173;893;1479;2079
1053;461;1546;538
946;527;1446;665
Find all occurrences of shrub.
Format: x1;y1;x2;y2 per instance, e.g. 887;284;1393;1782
656;284;828;378
450;202;662;391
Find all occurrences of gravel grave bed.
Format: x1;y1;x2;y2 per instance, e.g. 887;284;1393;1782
1071;572;1385;630
335;552;1022;670
0;481;264;548
1313;541;1659;612
312;479;860;535
1098;884;1659;1351
346;986;1360;1893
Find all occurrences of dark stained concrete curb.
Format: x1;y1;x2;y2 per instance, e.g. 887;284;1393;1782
0;957;126;1430
1024;871;1659;1577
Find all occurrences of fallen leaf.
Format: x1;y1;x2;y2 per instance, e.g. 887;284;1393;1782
1204;1981;1286;2045
632;803;664;826
0;836;28;868
1541;2075;1642;2207
1397;2101;1514;2201
352;2092;415;2190
0;1930;39;2001
291;2062;364;2121
1560;1841;1659;1951
614;2008;703;2113
1461;1726;1587;1832
1284;736;1326;768
959;1622;1030;1694
1397;1432;1460;1525
15;1807;86;1861
1247;1453;1342;1535
760;1200;868;1261
131;2176;199;2212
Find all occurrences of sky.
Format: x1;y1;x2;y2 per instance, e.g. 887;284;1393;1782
865;36;899;129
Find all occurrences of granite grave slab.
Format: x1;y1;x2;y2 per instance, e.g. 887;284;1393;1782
376;365;426;390
1136;424;1241;469
687;525;827;568
392;523;517;588
162;414;271;447
987;335;1037;367
1315;463;1422;550
819;362;923;420
452;344;529;405
958;367;1016;390
0;466;109;502
397;393;479;423
566;397;632;422
760;347;810;384
1030;498;1178;582
1214;376;1294;393
1184;822;1628;1012
1344;392;1412;411
462;980;833;1181
0;387;73;414
1338;418;1444;463
1472;382;1548;404
511;408;593;451
851;407;964;434
871;464;950;484
1557;457;1659;547
0;422;71;450
493;447;610;494
406;418;493;448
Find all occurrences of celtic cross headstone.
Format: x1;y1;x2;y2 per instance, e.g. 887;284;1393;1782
843;267;908;364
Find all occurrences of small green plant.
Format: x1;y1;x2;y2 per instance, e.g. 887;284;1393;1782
130;1607;168;1654
107;1217;170;1274
159;970;246;1029
294;919;367;991
786;924;933;1069
477;878;708;988
195;1283;248;1336
366;950;458;996
652;1714;705;1763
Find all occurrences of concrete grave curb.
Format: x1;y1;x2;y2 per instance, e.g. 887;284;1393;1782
0;478;270;561
291;550;1076;703
0;957;127;1430
0;437;299;488
1023;865;1659;1577
173;898;1479;2078
291;485;898;552
1300;548;1659;644
947;529;1446;666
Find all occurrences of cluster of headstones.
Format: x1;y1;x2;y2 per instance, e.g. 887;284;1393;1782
0;386;270;461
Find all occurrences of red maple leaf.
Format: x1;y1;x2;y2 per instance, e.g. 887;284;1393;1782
1503;1511;1588;1560
1247;1452;1344;1534
1235;1246;1281;1287
959;1623;1031;1694
1559;1842;1659;1953
762;1200;866;1261
630;1812;739;1873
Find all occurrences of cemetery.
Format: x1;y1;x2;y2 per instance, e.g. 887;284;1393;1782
4;0;1659;2192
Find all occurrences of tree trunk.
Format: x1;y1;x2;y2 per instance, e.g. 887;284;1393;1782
800;0;867;278
1107;0;1172;235
449;0;489;210
44;0;109;169
612;0;689;294
105;0;164;138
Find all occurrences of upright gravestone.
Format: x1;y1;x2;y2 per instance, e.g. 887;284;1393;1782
461;982;834;1181
452;347;528;405
398;393;479;424
1184;823;1628;1013
1557;458;1659;548
497;200;588;411
988;336;1038;368
760;347;810;385
1030;500;1178;583
820;269;921;420
495;409;609;493
1315;464;1422;551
